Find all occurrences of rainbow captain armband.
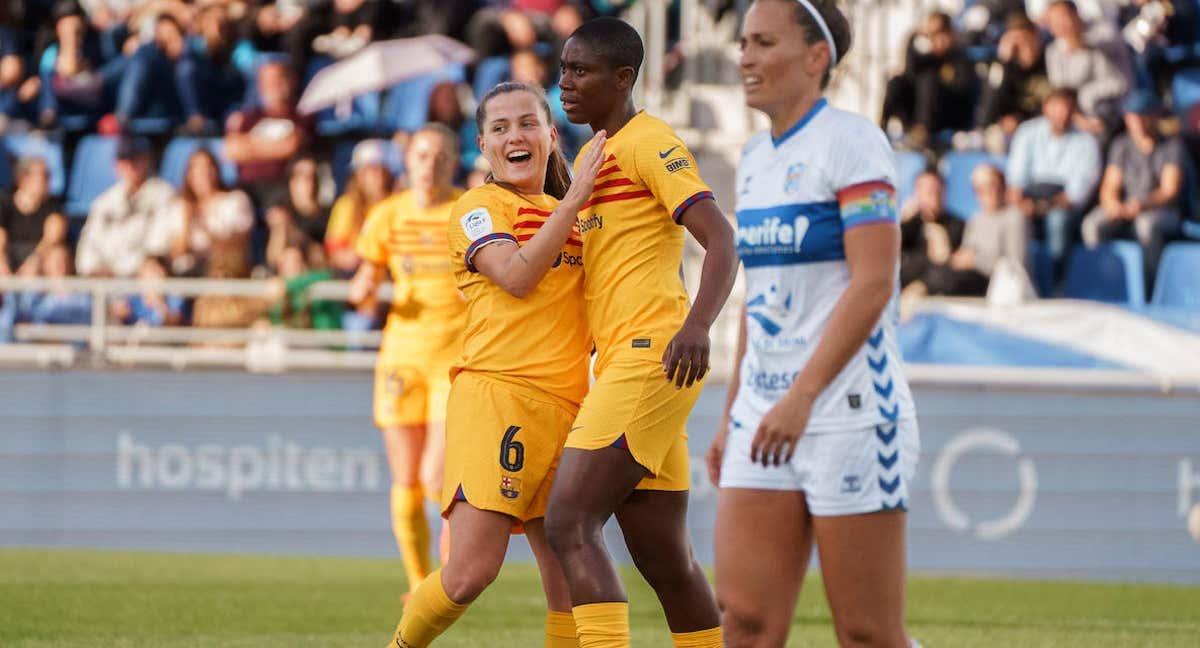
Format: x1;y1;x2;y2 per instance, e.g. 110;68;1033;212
837;181;897;229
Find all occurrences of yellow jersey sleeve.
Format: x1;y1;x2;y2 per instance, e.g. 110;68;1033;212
355;200;391;266
325;195;357;251
632;129;714;224
448;189;519;273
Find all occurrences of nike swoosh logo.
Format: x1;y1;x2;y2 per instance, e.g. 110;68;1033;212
570;426;583;433
658;146;679;159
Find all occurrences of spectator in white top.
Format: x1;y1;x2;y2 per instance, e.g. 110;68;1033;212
1082;89;1186;290
1043;0;1131;135
913;164;1030;296
1006;86;1102;269
75;135;175;277
161;147;254;277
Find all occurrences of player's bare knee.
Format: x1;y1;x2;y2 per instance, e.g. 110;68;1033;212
833;616;906;648
721;604;778;648
544;505;589;558
441;559;502;603
632;551;699;591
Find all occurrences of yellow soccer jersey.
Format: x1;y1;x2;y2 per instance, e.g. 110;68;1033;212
573;111;714;373
356;188;467;337
447;183;590;407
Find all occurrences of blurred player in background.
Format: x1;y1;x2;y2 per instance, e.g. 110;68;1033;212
545;17;738;648
387;82;607;648
707;1;921;647
349;124;463;598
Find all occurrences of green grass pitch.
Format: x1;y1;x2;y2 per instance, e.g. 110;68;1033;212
2;548;1199;647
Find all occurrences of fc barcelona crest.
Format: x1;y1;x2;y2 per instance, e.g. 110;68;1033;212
500;475;522;499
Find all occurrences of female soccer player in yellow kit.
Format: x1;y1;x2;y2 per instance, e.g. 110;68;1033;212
350;124;464;594
546;17;738;648
386;82;608;648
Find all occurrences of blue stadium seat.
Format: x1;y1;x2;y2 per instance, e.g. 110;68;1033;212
1028;239;1055;298
473;56;512;100
66;135;120;218
939;151;1006;219
1063;241;1146;306
124;117;175;135
0;134;67;196
331;139;404;194
1173;67;1200;117
315;92;383;137
893;150;927;209
1151;242;1200;308
380;64;467;134
160;137;239;189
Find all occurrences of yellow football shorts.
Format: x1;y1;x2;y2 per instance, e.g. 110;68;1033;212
441;371;579;529
567;356;702;491
373;326;459;428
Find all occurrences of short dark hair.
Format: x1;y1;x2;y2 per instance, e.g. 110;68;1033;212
567;17;645;79
1046;86;1078;106
925;11;953;34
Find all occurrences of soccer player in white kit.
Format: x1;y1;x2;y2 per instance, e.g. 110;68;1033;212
707;1;921;647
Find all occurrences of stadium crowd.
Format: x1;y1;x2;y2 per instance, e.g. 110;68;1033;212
0;0;651;337
1;0;1198;340
886;0;1200;301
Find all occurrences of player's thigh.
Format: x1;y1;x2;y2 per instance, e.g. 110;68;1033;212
812;510;908;647
442;501;515;597
613;488;691;571
374;363;431;485
380;424;427;485
568;358;701;490
546;445;648;529
442;373;574;524
419;419;446;494
802;422;916;645
522;518;572;612
715;487;812;645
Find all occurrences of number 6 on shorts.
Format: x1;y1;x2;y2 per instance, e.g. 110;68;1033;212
500;425;525;471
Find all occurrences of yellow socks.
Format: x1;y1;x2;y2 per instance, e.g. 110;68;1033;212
545;610;578;647
572;602;629;648
389;569;468;648
671;627;723;647
391;485;431;592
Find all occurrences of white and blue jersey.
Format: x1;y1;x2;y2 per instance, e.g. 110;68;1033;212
730;99;916;435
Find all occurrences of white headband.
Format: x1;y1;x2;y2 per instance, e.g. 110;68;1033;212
794;0;838;66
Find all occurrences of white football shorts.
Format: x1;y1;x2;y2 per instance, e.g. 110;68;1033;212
719;416;920;517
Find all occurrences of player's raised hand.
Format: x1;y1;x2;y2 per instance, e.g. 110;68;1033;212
561;130;607;211
662;320;710;389
750;389;813;467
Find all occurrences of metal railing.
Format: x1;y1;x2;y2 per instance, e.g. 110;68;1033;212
0;276;385;371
